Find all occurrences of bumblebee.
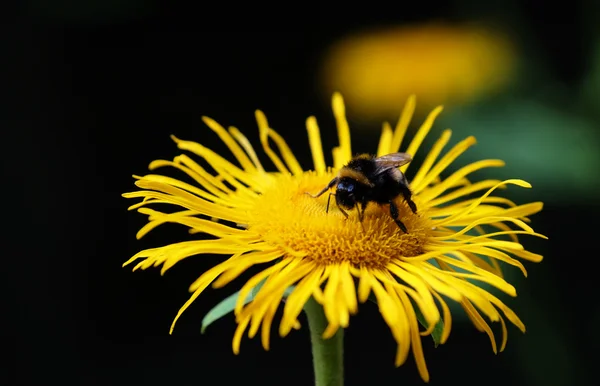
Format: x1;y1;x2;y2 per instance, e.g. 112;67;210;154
308;153;417;233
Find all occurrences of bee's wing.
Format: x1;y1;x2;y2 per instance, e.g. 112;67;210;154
373;152;412;175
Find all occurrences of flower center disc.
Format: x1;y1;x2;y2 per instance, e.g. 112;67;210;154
247;172;431;268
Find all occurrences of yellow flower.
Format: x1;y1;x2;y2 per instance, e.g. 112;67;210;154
321;24;517;121
124;93;544;382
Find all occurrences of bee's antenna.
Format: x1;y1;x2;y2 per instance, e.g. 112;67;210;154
305;177;339;198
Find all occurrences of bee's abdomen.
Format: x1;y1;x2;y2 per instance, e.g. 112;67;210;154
370;174;405;204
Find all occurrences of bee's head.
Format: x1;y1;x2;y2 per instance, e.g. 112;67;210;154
335;177;357;209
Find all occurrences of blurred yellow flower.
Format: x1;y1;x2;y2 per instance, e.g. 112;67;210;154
321;24;517;121
124;93;543;382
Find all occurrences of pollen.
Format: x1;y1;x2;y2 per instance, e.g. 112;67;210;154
247;171;430;268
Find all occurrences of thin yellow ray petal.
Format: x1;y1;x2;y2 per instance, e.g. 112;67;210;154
420;160;506;202
340;262;358;314
228;126;265;172
235;259;291;315
375;271;440;329
482;290;526;332
461;245;528;276
433;262;499;320
266;129;303;176
247;258;306;305
454;247;527;277
427;197;518;219
440;212;533;229
488;253;504;278
332;146;344;170
185;253;249;292
497;202;544;219
174;152;263;196
169;267;227;334
425;179;503;208
434;256;517;296
370;273;401;329
431;291;452;344
440;208;536;228
461;298;498;354
332;92;352;164
376;122;394;156
255;110;289;174
497;314;509;352
450;251;500;277
434;216;534;240
159;246;243;275
126;197;160;211
281;266;325;337
248;282;288;340
381;265;439;324
135;208;250;240
306;116;327;174
139;169;255;206
212;250;284;288
232;314;251;354
434;179;532;227
148;159;231;199
336;287;350;329
488;222;520;243
409;239;522;261
510;249;544;262
393;261;463;302
243;260;315;318
401;105;444;174
357;266;373;303
170;135;260;188
383;283;411;367
321;266;340;333
397;288;430;382
450;230;547;245
124;189;246;224
390;94;416;153
248;300;271;339
411;129;452;191
414;136;477;194
124;240;248;271
134;174;239;207
204;161;251;193
261;300;280;351
202;116;256;172
323;323;340;339
312;286;325;304
170;155;232;194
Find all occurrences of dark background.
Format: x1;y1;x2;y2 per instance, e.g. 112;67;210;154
6;1;599;385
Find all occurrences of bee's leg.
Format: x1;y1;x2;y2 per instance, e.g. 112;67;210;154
389;200;408;233
356;203;366;232
337;204;350;219
402;188;418;214
398;174;418;214
326;193;335;213
356;202;365;222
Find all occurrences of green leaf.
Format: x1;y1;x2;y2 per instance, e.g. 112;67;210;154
413;305;444;348
201;281;295;333
369;293;444;347
201;290;251;334
440;100;600;203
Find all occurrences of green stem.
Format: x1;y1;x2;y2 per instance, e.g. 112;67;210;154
304;297;344;386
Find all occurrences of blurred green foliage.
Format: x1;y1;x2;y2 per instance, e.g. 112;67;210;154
441;99;600;204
